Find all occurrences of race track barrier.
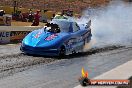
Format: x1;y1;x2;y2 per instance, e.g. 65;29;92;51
0;26;41;44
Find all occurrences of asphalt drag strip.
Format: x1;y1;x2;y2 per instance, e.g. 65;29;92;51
0;44;132;88
0;44;128;79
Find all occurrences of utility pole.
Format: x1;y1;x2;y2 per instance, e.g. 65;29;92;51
13;0;19;14
13;0;17;14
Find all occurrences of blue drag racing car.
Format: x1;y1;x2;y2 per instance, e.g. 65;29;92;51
20;19;92;56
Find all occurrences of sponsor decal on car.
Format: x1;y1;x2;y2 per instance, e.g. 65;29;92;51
34;31;43;38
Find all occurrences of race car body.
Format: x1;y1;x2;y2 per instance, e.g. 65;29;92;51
20;19;92;56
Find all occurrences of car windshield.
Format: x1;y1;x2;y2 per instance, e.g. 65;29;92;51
50;20;70;33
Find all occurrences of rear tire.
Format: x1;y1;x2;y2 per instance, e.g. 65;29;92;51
59;46;66;57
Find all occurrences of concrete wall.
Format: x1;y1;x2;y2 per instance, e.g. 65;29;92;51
0;26;41;44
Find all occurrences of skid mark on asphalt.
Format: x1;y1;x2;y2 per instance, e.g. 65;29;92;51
0;44;129;79
65;45;124;59
0;45;132;88
0;53;57;79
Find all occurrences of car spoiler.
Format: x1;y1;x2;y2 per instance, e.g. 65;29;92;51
85;20;91;29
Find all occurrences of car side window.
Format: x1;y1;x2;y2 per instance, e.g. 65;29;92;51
72;22;80;32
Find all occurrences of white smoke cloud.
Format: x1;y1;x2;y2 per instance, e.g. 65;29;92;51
78;1;132;47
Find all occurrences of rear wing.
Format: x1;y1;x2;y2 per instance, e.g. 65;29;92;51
85;20;91;29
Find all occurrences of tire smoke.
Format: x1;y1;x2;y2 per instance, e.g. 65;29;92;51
78;1;132;47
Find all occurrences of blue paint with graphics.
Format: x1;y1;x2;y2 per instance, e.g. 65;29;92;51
20;19;92;56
